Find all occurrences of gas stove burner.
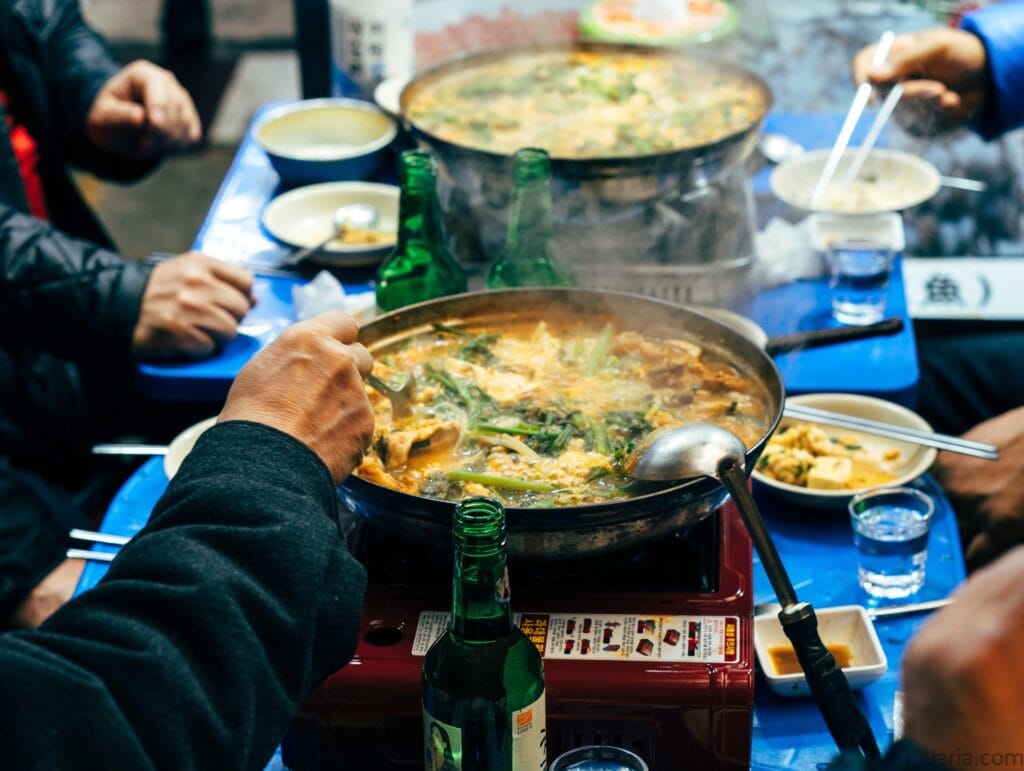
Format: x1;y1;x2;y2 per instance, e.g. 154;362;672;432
288;502;755;771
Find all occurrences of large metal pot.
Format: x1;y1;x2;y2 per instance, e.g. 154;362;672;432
399;40;772;193
397;41;773;297
339;288;784;560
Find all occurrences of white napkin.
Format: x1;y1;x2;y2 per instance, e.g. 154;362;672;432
292;270;377;324
753;217;826;289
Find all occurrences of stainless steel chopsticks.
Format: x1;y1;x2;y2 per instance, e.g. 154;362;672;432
837;81;904;191
67;548;117;563
69;529;131;547
782;403;1000;460
66;529;130;563
810;30;896;209
92;443;168;456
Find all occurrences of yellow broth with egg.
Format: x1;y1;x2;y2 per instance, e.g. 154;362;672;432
355;317;773;507
405;49;768;159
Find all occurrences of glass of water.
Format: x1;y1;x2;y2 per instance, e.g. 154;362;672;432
825;239;895;325
849;487;934;599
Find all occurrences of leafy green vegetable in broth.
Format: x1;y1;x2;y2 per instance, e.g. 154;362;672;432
354;315;773;507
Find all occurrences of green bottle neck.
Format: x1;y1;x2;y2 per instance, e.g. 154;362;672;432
449;497;513;641
394;181;446;259
503;176;554;263
450;550;514;641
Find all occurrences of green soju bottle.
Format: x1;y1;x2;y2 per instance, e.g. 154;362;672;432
422;497;547;771
485;147;575;289
375;149;467;312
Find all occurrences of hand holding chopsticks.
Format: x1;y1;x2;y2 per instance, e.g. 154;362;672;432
809;30;896;209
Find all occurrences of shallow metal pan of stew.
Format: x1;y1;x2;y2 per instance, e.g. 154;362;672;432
339;288;784;560
399;40;772;187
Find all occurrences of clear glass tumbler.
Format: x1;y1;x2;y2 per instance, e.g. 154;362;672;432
826;239;895;326
849;486;934;599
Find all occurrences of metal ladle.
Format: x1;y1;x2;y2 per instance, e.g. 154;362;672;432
284;203;379;267
625;423;880;759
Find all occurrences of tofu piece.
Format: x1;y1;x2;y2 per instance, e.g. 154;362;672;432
806;456;853;490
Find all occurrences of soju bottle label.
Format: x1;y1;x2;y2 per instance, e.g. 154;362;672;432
423;713;460;771
422;692;547;771
512;691;547;770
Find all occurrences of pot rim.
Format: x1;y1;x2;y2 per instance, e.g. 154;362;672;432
398;40;773;171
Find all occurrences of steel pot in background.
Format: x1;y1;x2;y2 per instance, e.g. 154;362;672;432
396;42;773;274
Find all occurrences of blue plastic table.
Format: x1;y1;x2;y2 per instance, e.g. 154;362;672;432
135;107;919;406
76;460;965;770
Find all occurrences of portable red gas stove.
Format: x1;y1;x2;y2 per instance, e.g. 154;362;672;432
284;501;754;771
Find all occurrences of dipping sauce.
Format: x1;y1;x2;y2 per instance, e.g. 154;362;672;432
767;643;854;675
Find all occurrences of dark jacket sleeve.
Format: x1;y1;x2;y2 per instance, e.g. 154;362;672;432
0;421;368;771
0;202;150;361
9;0;155;181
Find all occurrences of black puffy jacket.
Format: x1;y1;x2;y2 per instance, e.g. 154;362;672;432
0;0;156;360
0;0;158;622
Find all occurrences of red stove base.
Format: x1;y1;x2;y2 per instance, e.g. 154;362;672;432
284;502;754;771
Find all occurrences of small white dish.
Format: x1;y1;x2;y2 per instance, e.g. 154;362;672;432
261;181;399;268
754;605;887;698
373;74;410;120
164;417;217;480
771;148;941;215
808;211;906;254
751;392;938;510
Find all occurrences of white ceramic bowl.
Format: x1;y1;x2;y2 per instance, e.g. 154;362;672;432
754;605;887;698
164;416;217;480
751;393;938;510
253;98;397;185
770;147;941;215
373;74;409;120
261;181;399;268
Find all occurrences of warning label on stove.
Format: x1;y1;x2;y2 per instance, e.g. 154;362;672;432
410;611;740;663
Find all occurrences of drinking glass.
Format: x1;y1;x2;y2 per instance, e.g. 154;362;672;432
849;487;934;599
826;239;895;325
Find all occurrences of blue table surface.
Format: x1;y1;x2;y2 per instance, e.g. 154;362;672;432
136;108;919;405
77;459;965;771
116;108;940;769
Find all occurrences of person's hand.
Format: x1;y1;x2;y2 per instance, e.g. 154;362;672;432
900;545;1024;762
9;558;86;629
218;311;375;484
86;60;202;162
933;406;1024;570
852;28;989;136
132;252;255;361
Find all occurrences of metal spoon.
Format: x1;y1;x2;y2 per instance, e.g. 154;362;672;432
625;423;880;759
284;203;379;267
366;373;415;418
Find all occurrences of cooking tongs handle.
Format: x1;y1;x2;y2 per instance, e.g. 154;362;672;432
781;603;881;759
